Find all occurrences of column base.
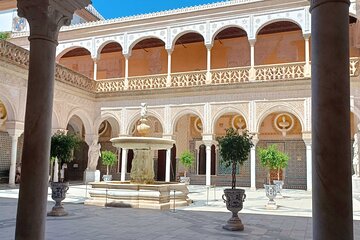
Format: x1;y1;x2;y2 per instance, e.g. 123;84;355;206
84;170;100;183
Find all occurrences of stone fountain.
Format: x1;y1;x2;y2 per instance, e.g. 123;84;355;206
85;103;190;210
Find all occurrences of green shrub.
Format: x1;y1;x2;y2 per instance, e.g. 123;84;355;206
258;144;289;182
179;150;194;177
101;150;117;175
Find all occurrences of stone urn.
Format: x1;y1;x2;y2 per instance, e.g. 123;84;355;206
222;188;246;231
102;174;112;182
264;184;277;209
179;176;190;184
47;182;69;217
273;180;284;197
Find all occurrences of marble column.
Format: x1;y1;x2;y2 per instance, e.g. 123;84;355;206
249;39;256;81
205;144;211;186
120;148;128;182
303;137;312;191
93;58;98;80
310;0;353;239
124;54;129;90
250;137;259;189
165;149;171;182
15;1;90;240
206;44;212;84
8;131;22;186
166;49;172;87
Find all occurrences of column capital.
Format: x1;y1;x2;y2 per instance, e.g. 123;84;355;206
309;0;350;12
248;39;256;46
205;43;213;50
303;33;311;40
84;134;99;146
6;121;24;137
17;0;91;43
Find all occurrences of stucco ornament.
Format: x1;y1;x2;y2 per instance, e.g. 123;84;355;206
0;101;7;127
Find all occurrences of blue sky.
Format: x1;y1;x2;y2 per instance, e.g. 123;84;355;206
92;0;228;19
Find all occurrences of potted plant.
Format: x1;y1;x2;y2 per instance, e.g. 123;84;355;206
179;150;194;184
218;128;253;231
48;132;80;216
101;150;117;181
258;144;289;208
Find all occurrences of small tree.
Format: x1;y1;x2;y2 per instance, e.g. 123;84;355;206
179;150;194;177
258;144;289;184
0;32;10;40
218;128;253;189
101;150;117;175
50;132;80;181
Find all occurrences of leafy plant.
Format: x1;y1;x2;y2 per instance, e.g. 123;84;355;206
258;144;289;183
0;32;10;40
179;150;195;177
218;128;253;189
101;150;117;175
50;132;80;181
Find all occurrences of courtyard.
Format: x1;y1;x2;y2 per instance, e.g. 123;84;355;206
0;184;359;240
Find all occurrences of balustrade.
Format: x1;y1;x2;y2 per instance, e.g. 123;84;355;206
1;40;359;94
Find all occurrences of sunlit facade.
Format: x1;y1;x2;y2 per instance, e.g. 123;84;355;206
0;0;359;189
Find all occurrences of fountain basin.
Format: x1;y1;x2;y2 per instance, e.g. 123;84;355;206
85;181;190;210
111;137;175;150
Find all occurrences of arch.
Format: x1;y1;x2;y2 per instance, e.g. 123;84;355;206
0;91;16;121
126;110;164;135
171;30;205;50
127;36;166;56
96;40;123;59
256;104;305;134
212;106;248;133
66;108;93;136
94;112;121;137
211;25;248;44
172;108;204;134
255;19;303;37
56;46;92;61
51;111;60;130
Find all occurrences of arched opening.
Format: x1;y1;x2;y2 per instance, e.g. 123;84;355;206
59;47;94;78
171;144;177;181
198;144;206;175
66;115;87;181
97;42;124;79
97;120;118;179
257;112;305;189
212;27;249;69
173;113;202;180
129;38;167;77
214;112;250;187
172;33;206;72
256;21;304;65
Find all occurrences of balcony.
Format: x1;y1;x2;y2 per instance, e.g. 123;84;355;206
1;40;359;94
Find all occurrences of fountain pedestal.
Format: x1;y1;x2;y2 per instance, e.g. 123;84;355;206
130;149;155;184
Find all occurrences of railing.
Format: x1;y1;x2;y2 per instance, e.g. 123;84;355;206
0;40;96;92
128;74;167;90
96;78;125;92
255;62;306;81
171;70;207;87
1;40;359;94
211;66;250;85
